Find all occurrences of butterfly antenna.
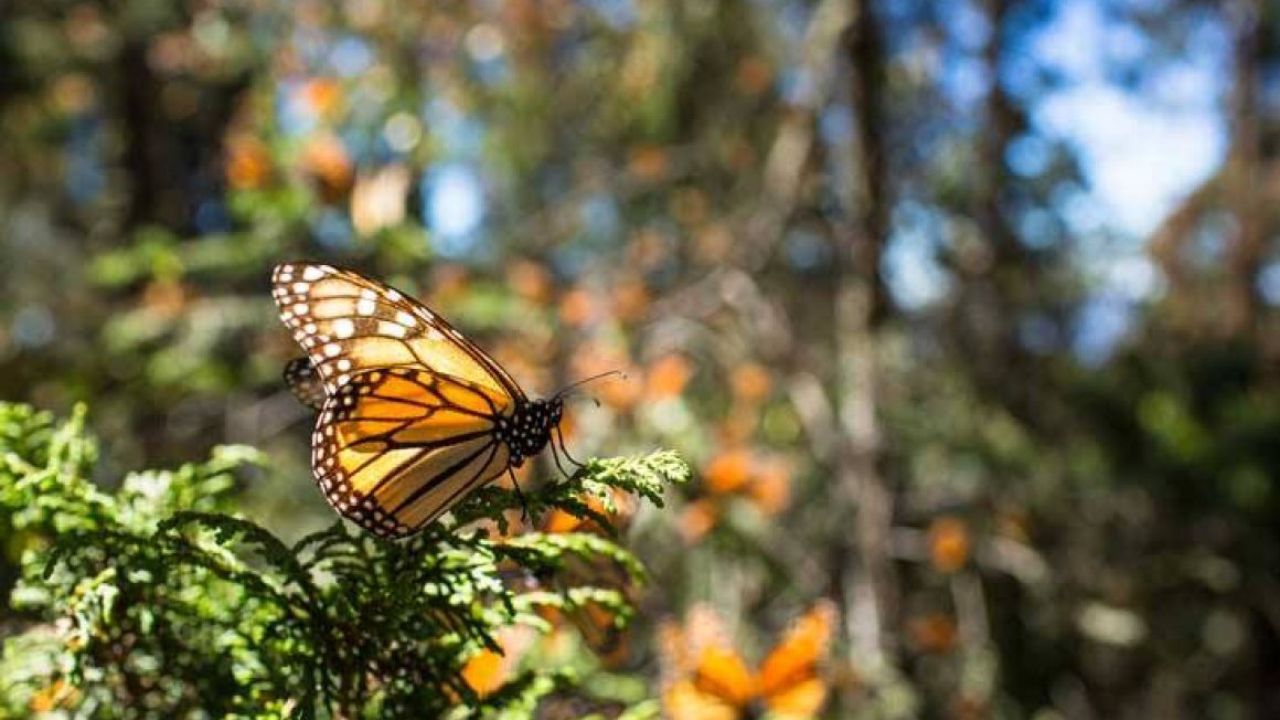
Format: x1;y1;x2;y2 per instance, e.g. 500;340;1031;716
507;467;529;522
554;369;627;400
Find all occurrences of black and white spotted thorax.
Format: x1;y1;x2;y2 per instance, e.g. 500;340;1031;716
496;398;562;466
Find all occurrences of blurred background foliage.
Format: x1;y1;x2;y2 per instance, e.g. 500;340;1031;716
2;0;1280;716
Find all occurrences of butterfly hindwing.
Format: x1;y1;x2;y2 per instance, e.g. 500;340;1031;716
663;680;739;720
271;263;524;400
312;367;515;538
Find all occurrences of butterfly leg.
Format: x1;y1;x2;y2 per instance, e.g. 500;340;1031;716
507;467;529;521
549;439;574;481
554;426;585;469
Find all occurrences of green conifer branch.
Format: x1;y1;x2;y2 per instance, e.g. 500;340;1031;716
0;402;688;718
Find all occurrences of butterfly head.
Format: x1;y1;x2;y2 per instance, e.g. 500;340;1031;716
499;397;563;466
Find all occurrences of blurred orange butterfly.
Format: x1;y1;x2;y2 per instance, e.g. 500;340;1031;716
541;486;637;536
523;488;639;667
271;262;607;539
457;625;536;699
659;601;837;720
680;449;792;544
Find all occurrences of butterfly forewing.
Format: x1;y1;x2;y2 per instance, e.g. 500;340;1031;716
271;263;524;400
693;646;757;707
313;367;514;537
757;601;836;717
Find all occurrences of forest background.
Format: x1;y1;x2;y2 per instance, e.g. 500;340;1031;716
2;0;1280;717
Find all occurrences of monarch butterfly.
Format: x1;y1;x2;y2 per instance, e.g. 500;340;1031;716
659;601;836;720
271;262;606;539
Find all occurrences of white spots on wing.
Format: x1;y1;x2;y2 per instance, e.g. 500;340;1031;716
292;303;309;316
292;282;310;293
356;299;376;316
427;328;445;341
304;322;317;334
395;310;416;327
281;311;294;322
324;342;342;358
386;289;403;301
302;266;326;281
333;318;355;338
381;321;407;338
337;373;351;385
360;288;377;300
337;358;352;372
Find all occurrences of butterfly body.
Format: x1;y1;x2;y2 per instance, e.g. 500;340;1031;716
271;262;572;539
495;398;562;468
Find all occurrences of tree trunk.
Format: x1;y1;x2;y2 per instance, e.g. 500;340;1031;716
119;37;161;229
833;0;896;675
1226;0;1263;338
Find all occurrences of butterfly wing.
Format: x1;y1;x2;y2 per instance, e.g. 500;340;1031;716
313;367;514;538
283;356;327;411
757;601;836;718
661;645;752;719
659;606;755;719
662;680;740;720
693;646;757;708
270;262;524;400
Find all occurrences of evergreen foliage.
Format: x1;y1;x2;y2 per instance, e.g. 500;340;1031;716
0;402;688;718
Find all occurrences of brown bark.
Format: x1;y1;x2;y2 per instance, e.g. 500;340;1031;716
1226;0;1263;337
958;0;1041;426
978;0;1021;272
